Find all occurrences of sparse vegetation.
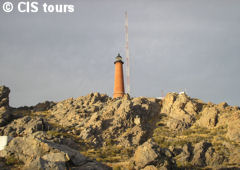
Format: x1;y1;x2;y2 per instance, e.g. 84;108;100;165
5;155;23;166
81;145;134;163
46;130;72;138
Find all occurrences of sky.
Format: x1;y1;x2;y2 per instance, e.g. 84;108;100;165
0;0;240;107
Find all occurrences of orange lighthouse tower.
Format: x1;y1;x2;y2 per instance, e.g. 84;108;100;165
113;53;125;98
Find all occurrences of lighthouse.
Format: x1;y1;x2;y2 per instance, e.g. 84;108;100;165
113;53;125;98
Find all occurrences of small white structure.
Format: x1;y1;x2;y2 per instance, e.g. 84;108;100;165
179;91;186;95
0;136;9;151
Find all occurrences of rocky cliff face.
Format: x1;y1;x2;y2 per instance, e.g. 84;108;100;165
0;86;239;169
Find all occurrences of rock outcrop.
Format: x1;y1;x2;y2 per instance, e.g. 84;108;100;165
161;92;202;130
0;132;111;170
131;139;175;169
191;141;211;167
225;112;240;143
196;107;219;128
0;86;240;169
0;86;10;108
49;94;160;147
0;86;11;127
0;116;49;136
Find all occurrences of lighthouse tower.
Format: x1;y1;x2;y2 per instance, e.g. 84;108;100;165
113;53;125;98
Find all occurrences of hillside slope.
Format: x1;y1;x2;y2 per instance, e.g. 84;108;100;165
0;86;239;169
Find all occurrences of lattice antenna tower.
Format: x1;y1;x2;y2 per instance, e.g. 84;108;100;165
125;11;130;95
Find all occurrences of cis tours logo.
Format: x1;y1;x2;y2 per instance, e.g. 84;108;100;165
2;1;75;13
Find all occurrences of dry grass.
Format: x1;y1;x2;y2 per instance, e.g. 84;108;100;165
81;144;134;164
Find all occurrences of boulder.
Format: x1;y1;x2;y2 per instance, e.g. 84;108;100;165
226;112;240;142
205;147;225;166
161;93;198;130
196;107;219;128
0;86;10;108
191;141;211;167
0;86;11;127
176;143;192;162
132;139;160;168
0;107;11;127
28;153;67;170
132;139;175;169
161;93;178;114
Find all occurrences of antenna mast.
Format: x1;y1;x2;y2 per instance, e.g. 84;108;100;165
125;11;130;95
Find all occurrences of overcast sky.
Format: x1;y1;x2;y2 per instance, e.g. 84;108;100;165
0;0;240;107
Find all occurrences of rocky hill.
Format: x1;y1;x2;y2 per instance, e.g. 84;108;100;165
0;85;239;169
